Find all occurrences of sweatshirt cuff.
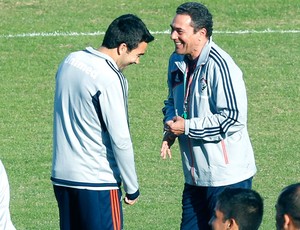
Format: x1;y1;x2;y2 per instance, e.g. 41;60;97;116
184;119;189;135
126;189;140;200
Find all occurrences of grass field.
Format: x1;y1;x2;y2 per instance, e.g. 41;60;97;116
1;0;299;229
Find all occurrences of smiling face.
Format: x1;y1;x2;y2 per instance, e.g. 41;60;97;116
117;41;148;71
170;14;204;60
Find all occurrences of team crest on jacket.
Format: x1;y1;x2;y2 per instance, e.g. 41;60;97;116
200;77;207;91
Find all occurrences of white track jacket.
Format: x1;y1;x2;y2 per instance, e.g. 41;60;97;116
163;39;257;187
0;160;16;230
51;47;139;199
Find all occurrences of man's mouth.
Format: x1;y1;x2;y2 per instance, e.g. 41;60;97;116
175;41;183;47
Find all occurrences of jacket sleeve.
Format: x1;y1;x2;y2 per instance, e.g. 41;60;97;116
162;54;181;124
162;83;176;125
100;77;139;197
185;59;248;142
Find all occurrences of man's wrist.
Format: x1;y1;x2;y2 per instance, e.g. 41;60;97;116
126;189;140;200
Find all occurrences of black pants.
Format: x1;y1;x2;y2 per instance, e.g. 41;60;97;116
54;186;123;230
180;177;253;230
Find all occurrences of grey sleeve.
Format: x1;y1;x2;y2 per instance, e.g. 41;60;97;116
100;79;139;195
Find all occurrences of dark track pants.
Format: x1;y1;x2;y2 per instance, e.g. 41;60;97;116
54;186;123;230
180;177;252;230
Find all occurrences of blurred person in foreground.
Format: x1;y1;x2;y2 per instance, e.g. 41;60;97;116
160;2;257;229
0;160;16;230
51;14;154;230
276;183;300;230
209;187;263;230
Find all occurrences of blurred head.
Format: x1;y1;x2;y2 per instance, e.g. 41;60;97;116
101;14;154;70
210;188;264;230
276;183;300;230
102;14;154;51
170;2;213;59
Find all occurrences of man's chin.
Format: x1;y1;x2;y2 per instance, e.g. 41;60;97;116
174;46;185;54
175;49;185;55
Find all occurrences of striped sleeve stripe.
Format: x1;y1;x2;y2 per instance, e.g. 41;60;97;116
189;48;239;138
211;48;239;132
189;126;221;138
210;48;238;130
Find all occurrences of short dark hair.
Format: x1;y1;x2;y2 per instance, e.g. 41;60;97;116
102;14;154;52
176;2;213;37
276;183;300;229
217;188;263;230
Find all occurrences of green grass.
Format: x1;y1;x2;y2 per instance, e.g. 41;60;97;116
1;0;300;229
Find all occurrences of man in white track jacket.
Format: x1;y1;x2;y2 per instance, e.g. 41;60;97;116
52;14;154;230
160;3;257;230
0;160;16;230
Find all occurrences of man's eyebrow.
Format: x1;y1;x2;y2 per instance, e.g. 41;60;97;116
170;25;184;31
137;52;145;56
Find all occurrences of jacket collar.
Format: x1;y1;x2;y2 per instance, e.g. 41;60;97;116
84;46;119;70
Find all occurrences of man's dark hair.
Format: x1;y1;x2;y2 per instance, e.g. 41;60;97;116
102;14;154;52
176;2;213;37
217;188;264;230
276;183;300;229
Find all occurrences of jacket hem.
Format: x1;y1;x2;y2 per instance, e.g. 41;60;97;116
51;176;120;188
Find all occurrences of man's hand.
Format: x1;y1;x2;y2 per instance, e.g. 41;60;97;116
160;123;177;159
169;116;185;136
124;197;138;205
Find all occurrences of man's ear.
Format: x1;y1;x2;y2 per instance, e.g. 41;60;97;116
117;43;127;55
195;28;208;44
227;218;238;230
198;28;207;39
283;214;297;229
200;27;207;35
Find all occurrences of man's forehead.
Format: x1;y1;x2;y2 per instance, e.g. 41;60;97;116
132;42;147;54
171;14;192;27
215;209;225;219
